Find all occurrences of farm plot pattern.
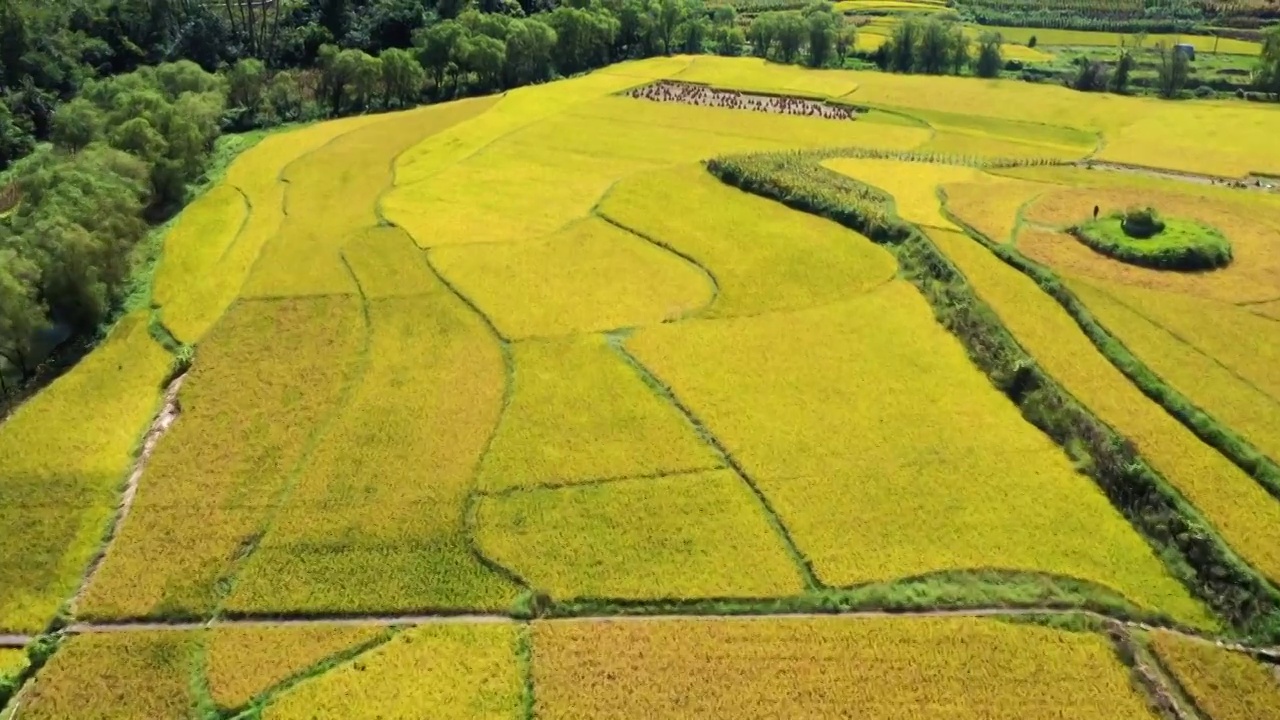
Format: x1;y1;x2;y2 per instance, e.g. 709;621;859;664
10;54;1280;716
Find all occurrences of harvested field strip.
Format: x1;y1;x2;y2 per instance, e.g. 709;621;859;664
205;625;387;711
473;471;804;600
941;178;1048;245
1069;277;1280;485
162;113;388;344
151;184;248;315
224;264;520;615
1018;186;1280;305
0;312;171;635
623;81;859;121
17;630;197;720
476;335;719;493
627;277;1206;625
430;217;713;338
1149;629;1280;720
79;297;366;620
598;164;898;318
924;227;1280;595
241;99;497;298
260;624;523;720
531;616;1160;719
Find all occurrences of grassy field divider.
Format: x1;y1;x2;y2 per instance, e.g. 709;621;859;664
605;335;821;592
516;623;535;720
938;192;1280;502
705;149;1280;643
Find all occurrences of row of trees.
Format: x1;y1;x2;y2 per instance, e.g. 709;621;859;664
745;5;855;67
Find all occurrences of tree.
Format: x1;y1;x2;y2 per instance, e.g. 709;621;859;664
1255;25;1280;98
349;0;429;52
1110;48;1134;94
885;16;920;73
504;18;556;86
677;14;709;54
805;8;837;68
974;31;1002;78
0;0;30;88
1155;41;1189;99
747;14;776;58
380;48;423;107
834;25;854;65
773;12;806;63
546;5;618;75
225;58;266;128
714;24;745;57
0;250;46;384
1072;56;1108;92
416;20;467;90
0;100;34;170
458;33;506;91
654;0;688;54
50;98;103;152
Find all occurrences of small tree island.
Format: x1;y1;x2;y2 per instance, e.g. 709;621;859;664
1071;206;1233;271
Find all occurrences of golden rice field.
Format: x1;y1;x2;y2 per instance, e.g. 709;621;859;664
1148;631;1280;720
8;54;1280;716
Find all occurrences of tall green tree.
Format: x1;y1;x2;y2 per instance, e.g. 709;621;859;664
974;31;1002;78
1255;25;1280;98
1155;41;1190;98
381;48;424;107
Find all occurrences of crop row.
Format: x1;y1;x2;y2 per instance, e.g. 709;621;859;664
1148;629;1280;720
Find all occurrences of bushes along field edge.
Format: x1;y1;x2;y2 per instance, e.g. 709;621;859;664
935;193;1280;503
705;149;1280;642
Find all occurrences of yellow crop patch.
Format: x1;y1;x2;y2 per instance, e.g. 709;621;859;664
822;158;993;229
0;312;170;634
674;55;859;97
18;631;196;720
0;648;27;680
1149;631;1280;720
388;142;649;248
241;100;494;298
970;26;1260;55
153;184;248;316
1096;102;1280;177
532;616;1159;719
478;335;718;492
80;297;365;620
261;624;522;720
1070;277;1280;464
225;284;518;615
1253;300;1280;321
206;625;386;710
627;279;1205;623
1020;187;1280;304
431;217;712;338
941;177;1047;244
474;471;802;599
927;227;1280;591
599;164;897;317
340;226;434;298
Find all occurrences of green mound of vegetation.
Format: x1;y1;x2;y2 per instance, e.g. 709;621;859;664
1072;207;1232;271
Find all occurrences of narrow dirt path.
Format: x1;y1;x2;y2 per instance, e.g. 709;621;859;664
33;606;1278;660
1073;160;1280;192
70;372;186;613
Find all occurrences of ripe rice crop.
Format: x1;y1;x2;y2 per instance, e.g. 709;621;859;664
390;141;649;248
241;100;494;298
474;471;803;599
1070;277;1280;464
598;164;897;318
627;279;1206;623
261;624;522;720
511;96;930;164
901;106;1099;157
429;217;713;338
0;312;170;633
821;158;991;229
18;631;196;720
1019;187;1280;304
80;297;365;619
1253;300;1280;321
477;335;719;492
162;114;388;344
532;616;1159;719
942;177;1048;244
152;184;247;317
926;226;1280;589
339;226;435;298
225;283;518;614
967;26;1261;55
1148;630;1280;720
0;649;26;680
674;56;860;97
206;625;385;710
1096;103;1280;177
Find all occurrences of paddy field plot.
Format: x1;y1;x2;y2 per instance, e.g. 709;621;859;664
1148;631;1280;720
532;616;1159;719
11;54;1280;714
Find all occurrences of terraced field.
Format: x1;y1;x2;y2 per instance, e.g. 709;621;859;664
4;55;1280;717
